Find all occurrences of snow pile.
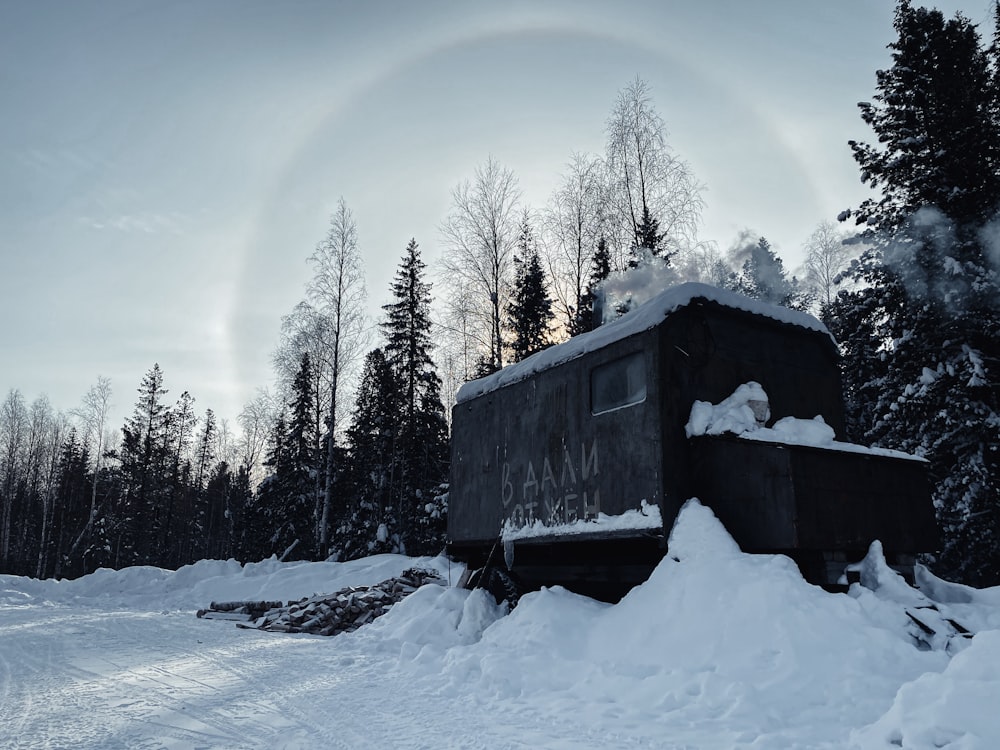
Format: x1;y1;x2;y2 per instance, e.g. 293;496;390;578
457;282;832;403
501;499;661;541
853;630;1000;749
0;553;456;611
914;565;1000;634
1;502;998;748
418;500;953;746
686;382;923;460
685;380;770;436
847;540;976;653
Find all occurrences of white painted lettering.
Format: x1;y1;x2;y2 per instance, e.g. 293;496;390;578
561;446;577;486
502;463;513;507
564;493;578;523
541;457;557;492
581;440;599;480
523;461;538;499
523;497;538;522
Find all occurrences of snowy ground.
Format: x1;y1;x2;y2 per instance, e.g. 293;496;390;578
2;502;999;750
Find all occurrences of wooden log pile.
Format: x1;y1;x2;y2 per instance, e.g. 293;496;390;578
195;600;285;621
196;568;445;636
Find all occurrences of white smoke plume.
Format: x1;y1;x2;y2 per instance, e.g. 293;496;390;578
597;249;679;323
879;206;995;316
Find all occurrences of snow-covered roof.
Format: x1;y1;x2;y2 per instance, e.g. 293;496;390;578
456;282;833;404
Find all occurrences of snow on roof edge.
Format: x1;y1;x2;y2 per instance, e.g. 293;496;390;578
456;282;833;404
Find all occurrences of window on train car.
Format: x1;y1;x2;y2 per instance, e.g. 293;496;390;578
590;352;646;414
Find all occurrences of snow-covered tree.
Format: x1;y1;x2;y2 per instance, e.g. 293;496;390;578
604;77;704;268
730;236;811;311
832;1;1000;585
341;348;399;559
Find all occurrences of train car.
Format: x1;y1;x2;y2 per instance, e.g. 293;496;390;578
447;282;938;602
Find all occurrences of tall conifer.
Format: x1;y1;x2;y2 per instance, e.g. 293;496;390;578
255;353;318;560
507;215;553;361
833;2;1000;584
341;348;400;559
380;239;449;554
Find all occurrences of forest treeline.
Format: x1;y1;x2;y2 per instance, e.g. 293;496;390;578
2;1;998;585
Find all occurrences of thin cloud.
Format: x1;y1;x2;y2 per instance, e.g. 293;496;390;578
80;211;187;235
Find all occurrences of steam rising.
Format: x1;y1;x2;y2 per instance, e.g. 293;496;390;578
597;249;678;323
880;206;1000;315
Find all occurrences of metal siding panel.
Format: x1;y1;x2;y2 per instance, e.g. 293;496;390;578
688;437;798;548
690;436;938;554
658;303;844;533
448;330;664;545
790;449;939;552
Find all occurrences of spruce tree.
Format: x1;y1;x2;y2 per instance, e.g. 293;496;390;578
731;237;811;310
163;390;197;566
834;1;1000;585
630;204;664;267
242;414;288;560
571;235;612;335
507;215;553;361
848;3;1000;232
118;364;169;566
380;239;449;554
194;409;217;492
188;409;217;557
52;429;91;578
255;353;318;560
227;463;254;560
341;348;400;559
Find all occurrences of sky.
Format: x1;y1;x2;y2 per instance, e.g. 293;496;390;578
1;0;992;431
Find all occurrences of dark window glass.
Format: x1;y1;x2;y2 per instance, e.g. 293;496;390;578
590;352;646;414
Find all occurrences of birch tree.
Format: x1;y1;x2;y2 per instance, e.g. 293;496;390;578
237;388;277;483
801;221;859;309
68;376;112;558
307;198;368;558
0;389;27;568
544;152;606;333
440;157;522;374
605;77;704;267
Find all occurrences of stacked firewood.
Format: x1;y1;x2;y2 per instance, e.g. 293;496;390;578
196;568;445;637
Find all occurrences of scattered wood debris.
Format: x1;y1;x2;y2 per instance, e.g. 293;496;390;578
196;568;445;636
195;600;284;621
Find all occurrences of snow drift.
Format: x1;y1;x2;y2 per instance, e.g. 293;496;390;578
0;502;997;749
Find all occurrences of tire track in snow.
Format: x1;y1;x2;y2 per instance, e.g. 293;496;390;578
2;602;679;749
0;605;374;749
